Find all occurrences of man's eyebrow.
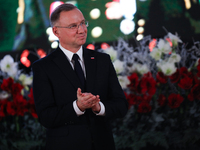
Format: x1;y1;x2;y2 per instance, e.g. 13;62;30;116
66;20;85;26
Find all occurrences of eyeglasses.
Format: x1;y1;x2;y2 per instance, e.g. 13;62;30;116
55;21;89;30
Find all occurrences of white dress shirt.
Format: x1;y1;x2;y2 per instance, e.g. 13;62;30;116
59;44;105;116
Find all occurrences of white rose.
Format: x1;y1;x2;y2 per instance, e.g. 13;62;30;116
168;32;182;47
113;59;124;74
135;63;149;75
19;74;33;86
168;53;181;63
157;39;172;54
0;55;18;77
118;76;130;89
104;46;117;61
150;47;162;60
159;62;177;76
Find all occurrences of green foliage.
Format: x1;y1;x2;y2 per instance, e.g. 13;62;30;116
0;114;46;150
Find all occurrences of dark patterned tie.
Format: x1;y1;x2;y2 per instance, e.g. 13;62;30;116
72;54;85;88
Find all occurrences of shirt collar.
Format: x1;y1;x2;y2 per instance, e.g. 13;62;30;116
59;44;83;62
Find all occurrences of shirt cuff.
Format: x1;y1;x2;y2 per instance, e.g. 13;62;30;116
95;101;105;116
73;100;85;116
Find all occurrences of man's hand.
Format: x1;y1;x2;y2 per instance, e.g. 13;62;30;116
76;88;100;112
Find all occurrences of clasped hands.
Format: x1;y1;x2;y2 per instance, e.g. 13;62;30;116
76;88;101;113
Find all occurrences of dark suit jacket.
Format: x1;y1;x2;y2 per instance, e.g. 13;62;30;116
32;47;128;150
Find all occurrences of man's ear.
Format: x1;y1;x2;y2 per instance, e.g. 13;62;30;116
52;26;59;38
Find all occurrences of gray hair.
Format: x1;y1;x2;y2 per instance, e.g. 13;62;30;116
50;3;77;27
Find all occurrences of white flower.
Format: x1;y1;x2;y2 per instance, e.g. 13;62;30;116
135;63;149;75
118;76;130;89
168;53;181;63
157;39;172;54
158;62;177;76
150;47;162;60
104;46;117;61
127;65;137;73
168;32;182;47
0;55;18;77
0;91;11;100
19;74;33;86
113;59;124;74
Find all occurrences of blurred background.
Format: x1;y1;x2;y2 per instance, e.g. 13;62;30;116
0;0;200;63
0;1;200;149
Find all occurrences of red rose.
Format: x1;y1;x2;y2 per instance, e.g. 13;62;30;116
142;94;152;103
6;101;16;116
11;83;24;96
137;102;152;113
127;94;142;108
1;77;14;92
156;72;168;84
178;75;193;89
157;94;167;106
128;73;139;92
140;76;156;96
168;94;184;109
0;103;6;117
169;69;180;83
188;83;200;101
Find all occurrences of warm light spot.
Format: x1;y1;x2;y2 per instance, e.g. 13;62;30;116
86;44;95;50
101;43;110;49
49;1;64;17
149;39;157;52
17;0;25;24
90;8;101;19
91;27;103;38
136;34;144;41
137;27;144;34
184;0;191;9
51;41;59;49
20;57;31;67
138;19;145;26
120;19;135;35
21;49;29;57
37;48;46;58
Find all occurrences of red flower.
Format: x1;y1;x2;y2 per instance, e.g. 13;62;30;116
6;101;16;116
140;76;156;96
142;94;152;103
169;69;180;83
168;94;184;109
30;107;38;118
137;102;152;113
178;75;193;89
157;94;167;106
128;73;139;91
0;101;6;117
11;83;24;96
1;77;14;92
188;83;200;101
156;72;168;84
127;94;142;108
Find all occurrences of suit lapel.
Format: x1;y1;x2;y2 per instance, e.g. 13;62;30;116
52;48;83;90
83;48;96;93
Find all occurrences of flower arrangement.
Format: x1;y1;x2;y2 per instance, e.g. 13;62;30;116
0;55;45;150
102;33;200;150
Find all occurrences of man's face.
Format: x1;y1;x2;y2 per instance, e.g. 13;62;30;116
53;8;87;51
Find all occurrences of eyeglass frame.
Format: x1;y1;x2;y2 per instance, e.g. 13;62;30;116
55;20;89;30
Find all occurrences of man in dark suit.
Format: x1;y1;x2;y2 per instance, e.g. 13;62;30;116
32;3;128;150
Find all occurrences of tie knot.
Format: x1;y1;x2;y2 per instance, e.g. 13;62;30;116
72;54;79;62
